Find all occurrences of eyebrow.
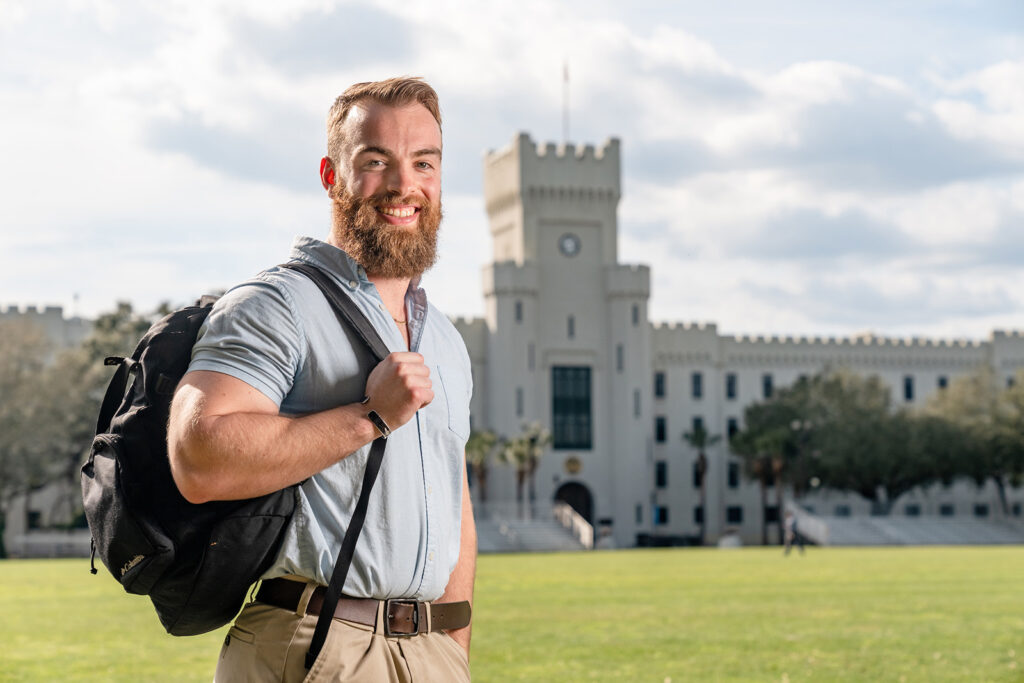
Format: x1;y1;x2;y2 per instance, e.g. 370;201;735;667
356;145;442;159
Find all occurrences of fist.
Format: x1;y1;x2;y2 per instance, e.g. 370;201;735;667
363;352;433;432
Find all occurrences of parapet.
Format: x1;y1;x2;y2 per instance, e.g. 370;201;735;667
484;132;621;208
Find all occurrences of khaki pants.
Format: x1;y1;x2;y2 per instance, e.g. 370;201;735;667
214;600;471;682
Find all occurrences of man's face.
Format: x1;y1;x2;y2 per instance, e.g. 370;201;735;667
328;100;443;279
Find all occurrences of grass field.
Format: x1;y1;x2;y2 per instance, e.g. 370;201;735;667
1;546;1022;682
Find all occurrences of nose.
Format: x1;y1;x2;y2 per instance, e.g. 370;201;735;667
385;163;416;198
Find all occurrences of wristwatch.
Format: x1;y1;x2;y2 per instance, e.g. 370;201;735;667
366;409;391;439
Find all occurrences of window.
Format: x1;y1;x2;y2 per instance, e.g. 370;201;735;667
616;344;624;373
728;462;740;488
515;387;524;417
694;506;704;524
655;506;669;525
655;416;667;443
725;373;737;400
552;366;592;449
655;461;667;488
904;375;914;402
804;505;815;515
514;299;523;323
633;389;641;418
567;315;575;339
691;372;703;399
1012;502;1021;517
654;372;666;398
692;416;704;434
635;504;643;524
905;504;921;517
765;506;779;523
974;503;989;518
834;505;851;517
937;375;947;389
727;418;739;439
726;506;743;524
940;504;955;517
632;304;640;327
26;510;41;530
1009;377;1016;388
762;373;773;399
528;343;535;371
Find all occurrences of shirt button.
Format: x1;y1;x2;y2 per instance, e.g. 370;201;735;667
348;280;357;289
427;486;432;495
428;551;434;561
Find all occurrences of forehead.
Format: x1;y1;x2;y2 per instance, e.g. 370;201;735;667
341;100;441;151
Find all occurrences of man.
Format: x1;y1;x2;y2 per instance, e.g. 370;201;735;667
168;77;475;682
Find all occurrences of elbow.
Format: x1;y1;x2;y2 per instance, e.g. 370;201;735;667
168;425;221;504
169;445;216;505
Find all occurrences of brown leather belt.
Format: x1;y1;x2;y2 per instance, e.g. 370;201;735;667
255;577;471;636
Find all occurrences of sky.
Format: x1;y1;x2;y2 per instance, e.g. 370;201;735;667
1;0;1022;341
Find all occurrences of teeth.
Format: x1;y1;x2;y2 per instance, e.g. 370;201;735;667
379;207;416;218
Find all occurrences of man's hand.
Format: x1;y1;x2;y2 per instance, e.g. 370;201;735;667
363;352;433;432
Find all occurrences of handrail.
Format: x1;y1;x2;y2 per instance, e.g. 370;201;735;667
553;502;594;549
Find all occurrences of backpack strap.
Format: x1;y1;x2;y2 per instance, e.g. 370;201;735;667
95;356;134;434
279;261;392;670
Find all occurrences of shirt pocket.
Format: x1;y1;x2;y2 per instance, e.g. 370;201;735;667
436;365;471;441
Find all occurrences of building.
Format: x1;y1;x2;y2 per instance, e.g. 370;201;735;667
0;304;92;352
454;132;1024;547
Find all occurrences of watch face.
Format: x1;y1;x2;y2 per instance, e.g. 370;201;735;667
559;233;581;257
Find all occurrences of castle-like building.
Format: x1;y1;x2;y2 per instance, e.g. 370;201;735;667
0;304;92;351
454;132;1024;547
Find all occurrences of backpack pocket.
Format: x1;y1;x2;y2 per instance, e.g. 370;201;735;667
81;434;175;595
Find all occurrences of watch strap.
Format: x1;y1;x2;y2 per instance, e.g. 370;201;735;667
366;410;391;438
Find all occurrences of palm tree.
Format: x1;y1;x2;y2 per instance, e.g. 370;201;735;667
464;429;497;502
682;424;721;545
498;422;552;518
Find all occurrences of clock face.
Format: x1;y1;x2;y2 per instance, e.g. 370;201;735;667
558;233;581;257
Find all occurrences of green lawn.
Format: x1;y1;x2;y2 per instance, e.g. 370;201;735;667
1;547;1022;681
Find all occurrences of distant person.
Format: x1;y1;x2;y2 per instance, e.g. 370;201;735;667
783;510;805;555
168;77;474;682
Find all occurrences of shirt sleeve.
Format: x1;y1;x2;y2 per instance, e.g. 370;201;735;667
188;275;304;407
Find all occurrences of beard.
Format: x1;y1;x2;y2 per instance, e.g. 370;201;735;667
329;184;442;279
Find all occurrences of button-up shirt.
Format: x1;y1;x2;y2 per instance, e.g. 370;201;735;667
188;236;471;600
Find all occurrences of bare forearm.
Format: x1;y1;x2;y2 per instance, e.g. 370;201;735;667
170;396;376;503
439;470;477;656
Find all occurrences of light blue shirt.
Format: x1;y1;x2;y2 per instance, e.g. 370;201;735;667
188;236;471;600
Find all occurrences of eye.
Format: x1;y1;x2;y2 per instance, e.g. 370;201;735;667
415;161;434;170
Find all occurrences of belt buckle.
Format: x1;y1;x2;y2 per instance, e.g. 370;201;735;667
383;599;420;637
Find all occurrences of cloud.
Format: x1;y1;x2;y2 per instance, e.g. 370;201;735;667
730;208;915;261
145;103;324;192
230;4;416;75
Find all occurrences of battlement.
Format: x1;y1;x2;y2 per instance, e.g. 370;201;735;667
484;132;620;211
1;304;65;319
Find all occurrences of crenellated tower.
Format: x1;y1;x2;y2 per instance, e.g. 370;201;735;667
477;132;651;547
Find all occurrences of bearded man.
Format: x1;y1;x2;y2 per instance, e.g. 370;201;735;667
167;77;475;682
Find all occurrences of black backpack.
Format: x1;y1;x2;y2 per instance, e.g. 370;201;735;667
82;262;391;660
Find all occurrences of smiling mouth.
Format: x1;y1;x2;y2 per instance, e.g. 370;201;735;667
377;206;418;218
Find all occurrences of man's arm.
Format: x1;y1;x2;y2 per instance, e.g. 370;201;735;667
438;461;477;657
168;352;432;503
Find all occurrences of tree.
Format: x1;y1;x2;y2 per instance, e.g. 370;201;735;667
0;303;157;557
464;429;498;502
0;320;53;557
682;423;721;545
498;422;552;518
926;365;1024;515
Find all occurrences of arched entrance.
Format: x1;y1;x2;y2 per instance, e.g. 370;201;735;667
554;482;593;524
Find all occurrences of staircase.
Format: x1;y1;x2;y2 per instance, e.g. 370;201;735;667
473;502;588;553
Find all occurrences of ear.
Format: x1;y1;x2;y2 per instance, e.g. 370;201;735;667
320;157;336;190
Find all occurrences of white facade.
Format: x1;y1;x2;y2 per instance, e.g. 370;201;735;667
454;132;1024;547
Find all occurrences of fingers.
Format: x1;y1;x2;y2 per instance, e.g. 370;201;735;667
363;352;435;430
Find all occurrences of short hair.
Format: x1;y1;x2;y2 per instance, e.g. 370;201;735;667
326;77;441;164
